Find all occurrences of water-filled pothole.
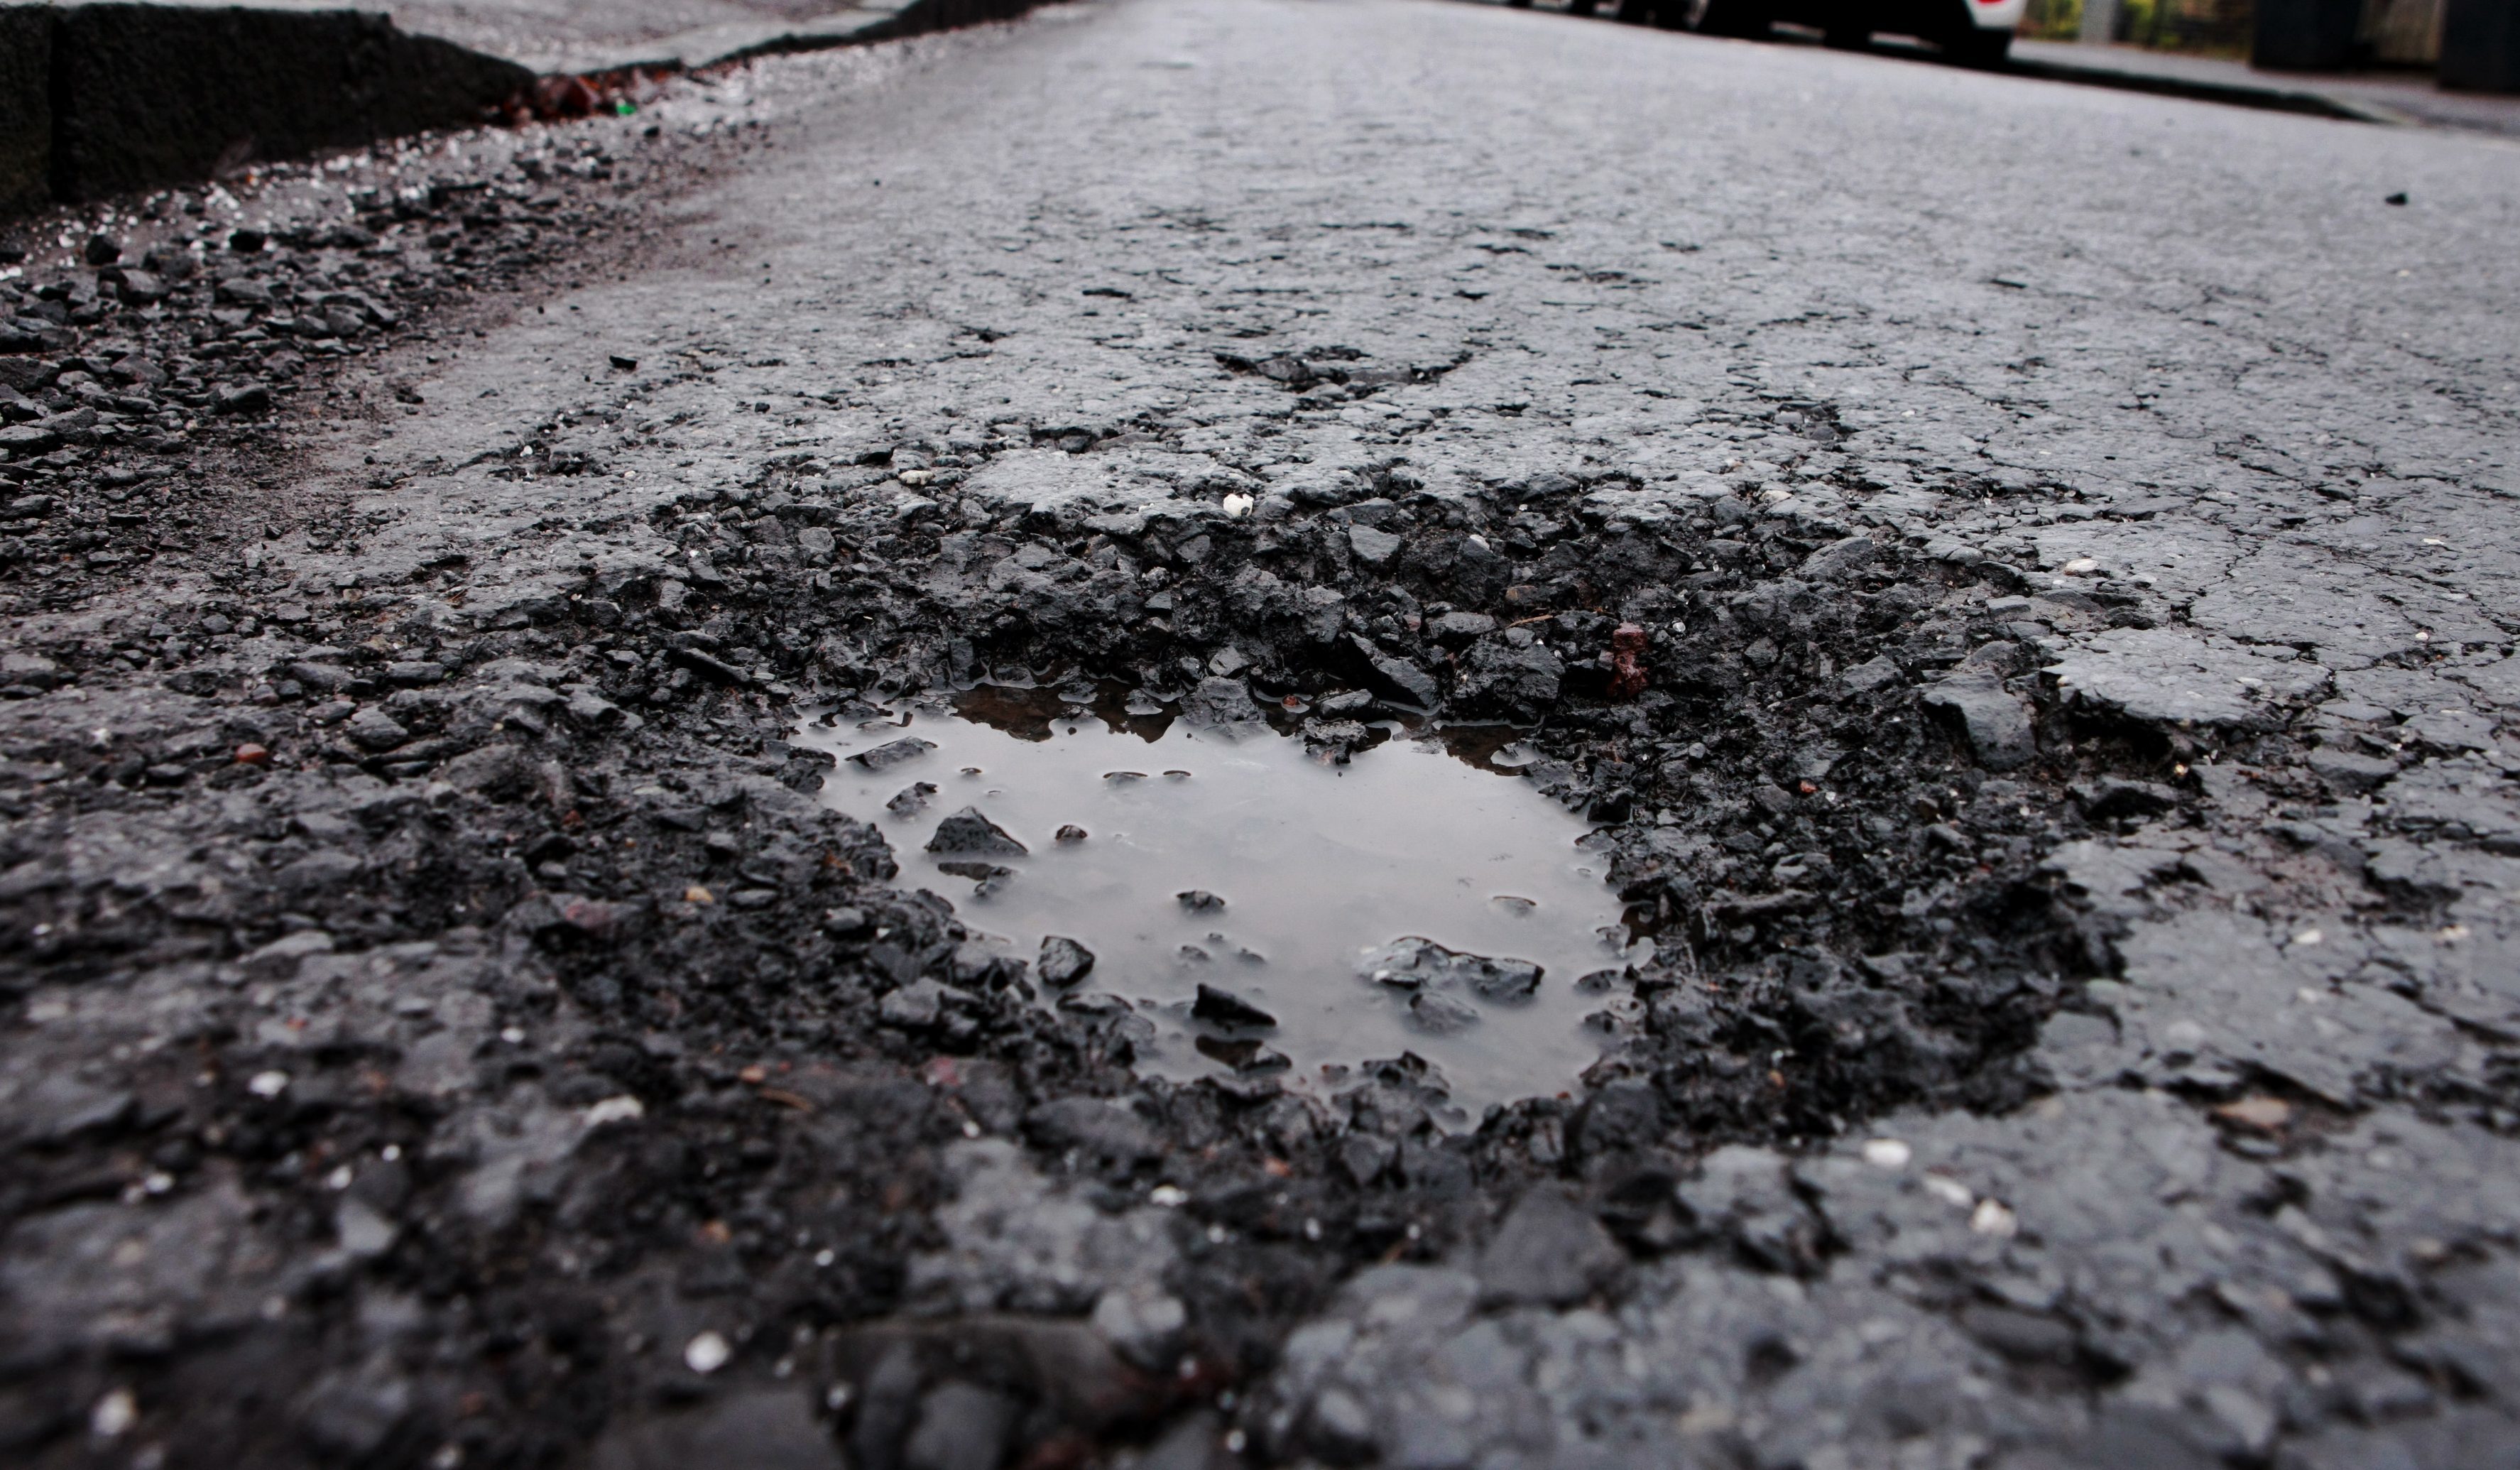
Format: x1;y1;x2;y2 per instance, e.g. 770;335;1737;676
798;687;1642;1116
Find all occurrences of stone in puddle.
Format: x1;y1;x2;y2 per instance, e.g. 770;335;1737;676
1177;890;1226;913
851;736;937;771
1183;675;1265;726
936;859;1011;881
927;807;1027;856
1038;935;1095;987
888;781;937;816
1357;937;1542;1002
1407;991;1482;1034
1192;984;1277;1030
1205;1037;1291;1073
1302;717;1375;764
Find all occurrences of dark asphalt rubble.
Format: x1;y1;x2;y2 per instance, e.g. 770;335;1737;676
3;367;2509;1468
0;111;748;623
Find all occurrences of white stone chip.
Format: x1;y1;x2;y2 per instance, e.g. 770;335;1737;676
91;1388;137;1438
582;1096;646;1128
684;1330;731;1374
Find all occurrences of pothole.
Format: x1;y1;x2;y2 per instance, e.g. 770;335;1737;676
798;685;1644;1117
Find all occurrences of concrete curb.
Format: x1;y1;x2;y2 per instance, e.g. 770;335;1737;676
1;0;1052;222
0;3;533;218
551;0;921;77
553;0;1049;80
0;8;46;218
1997;50;2396;124
1829;33;2396;123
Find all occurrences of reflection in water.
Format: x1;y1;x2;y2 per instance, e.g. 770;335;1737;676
951;680;1177;745
797;687;1644;1118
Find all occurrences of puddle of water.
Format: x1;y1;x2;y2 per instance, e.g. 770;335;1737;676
797;688;1640;1117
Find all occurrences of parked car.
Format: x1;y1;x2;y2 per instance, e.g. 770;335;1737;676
1531;0;2026;65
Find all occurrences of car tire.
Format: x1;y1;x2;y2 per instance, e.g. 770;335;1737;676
1941;24;2012;62
1687;0;1774;38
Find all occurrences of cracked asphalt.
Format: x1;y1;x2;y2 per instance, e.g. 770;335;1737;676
5;0;2520;1466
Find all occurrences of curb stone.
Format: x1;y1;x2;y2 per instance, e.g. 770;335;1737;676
554;0;1058;79
552;0;930;77
0;5;54;217
2000;48;2398;124
0;0;1054;223
0;3;534;217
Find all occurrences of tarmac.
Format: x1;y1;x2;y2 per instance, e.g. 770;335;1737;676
2;1;2519;1466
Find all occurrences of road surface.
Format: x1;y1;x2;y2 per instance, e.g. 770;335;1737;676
4;1;2519;1466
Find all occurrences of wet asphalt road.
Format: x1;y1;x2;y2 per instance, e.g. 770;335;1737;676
332;3;2520;1461
9;0;2520;1464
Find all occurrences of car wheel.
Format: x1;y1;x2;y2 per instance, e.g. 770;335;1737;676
1687;0;1774;37
1941;24;2011;62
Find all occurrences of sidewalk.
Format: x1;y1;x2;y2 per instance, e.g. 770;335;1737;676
2012;37;2520;139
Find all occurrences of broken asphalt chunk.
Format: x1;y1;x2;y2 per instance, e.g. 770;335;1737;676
851;737;937;771
1357;937;1542;1002
1191;984;1277;1030
1921;671;2036;771
1478;1189;1627;1307
927;807;1026;856
1037;935;1095;988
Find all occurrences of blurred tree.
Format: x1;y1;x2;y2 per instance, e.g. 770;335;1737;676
2101;0;2254;52
2360;0;2441;62
2022;0;2083;39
